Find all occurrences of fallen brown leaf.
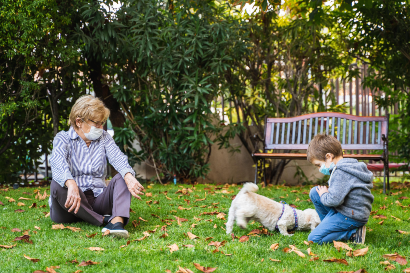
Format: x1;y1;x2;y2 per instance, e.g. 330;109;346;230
380;261;391;265
309;257;319;262
11;228;22;232
333;241;353;251
323;258;349;265
159;232;168;238
216;212;226;220
14;235;33;244
146;192;152;197
186;232;199;240
139;217;148;222
29;202;37;208
176;266;194;273
352;247;368;257
120;241;131;248
24;254;40;263
132;220;140;228
208;241;226;248
168;244;179;253
14;209;25;213
307;248;316;256
239;235;249;242
269;258;281;262
8;198;16;202
0;244;16;249
282;247;291;253
403;268;410;273
193;262;217;273
77;260;99;266
34;226;41;230
0;201;3;206
379;220;384;225
373;215;387;219
183;244;195;248
52;224;65;230
86;233;97;238
289;245;305;258
396;230;410;235
385;264;396;270
87;247;104;251
270;243;279;251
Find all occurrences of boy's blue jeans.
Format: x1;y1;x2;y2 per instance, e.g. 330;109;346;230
308;187;365;245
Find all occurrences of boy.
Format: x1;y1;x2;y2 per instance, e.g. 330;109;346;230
307;134;374;244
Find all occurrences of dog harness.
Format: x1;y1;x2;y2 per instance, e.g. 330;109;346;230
275;201;299;231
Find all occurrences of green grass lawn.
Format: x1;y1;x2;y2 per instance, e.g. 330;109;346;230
0;182;409;273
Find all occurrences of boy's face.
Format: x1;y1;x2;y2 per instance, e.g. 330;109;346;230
311;153;334;170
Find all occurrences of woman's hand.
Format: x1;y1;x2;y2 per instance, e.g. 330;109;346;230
316;185;329;197
124;173;145;199
65;180;81;214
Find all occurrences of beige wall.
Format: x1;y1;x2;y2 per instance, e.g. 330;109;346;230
132;130;323;185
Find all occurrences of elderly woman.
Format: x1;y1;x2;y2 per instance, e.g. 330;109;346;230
49;95;144;238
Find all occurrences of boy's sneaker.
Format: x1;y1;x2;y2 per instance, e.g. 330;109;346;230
101;222;129;238
351;226;366;244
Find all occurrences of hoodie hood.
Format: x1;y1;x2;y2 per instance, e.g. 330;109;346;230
335;158;373;183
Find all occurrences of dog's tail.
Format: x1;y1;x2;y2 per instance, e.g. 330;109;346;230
238;182;259;195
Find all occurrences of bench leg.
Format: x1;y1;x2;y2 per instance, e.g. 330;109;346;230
254;158;258;184
263;158;267;187
383;159;389;194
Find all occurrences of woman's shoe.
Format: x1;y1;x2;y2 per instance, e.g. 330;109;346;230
101;222;129;238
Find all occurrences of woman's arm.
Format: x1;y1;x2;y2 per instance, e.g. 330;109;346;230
105;134;144;198
49;132;81;213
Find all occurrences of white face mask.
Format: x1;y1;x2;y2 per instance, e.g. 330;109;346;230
81;120;103;141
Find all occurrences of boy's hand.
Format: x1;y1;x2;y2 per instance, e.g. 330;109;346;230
316;185;329;197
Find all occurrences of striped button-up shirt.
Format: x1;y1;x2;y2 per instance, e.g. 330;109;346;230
49;126;135;205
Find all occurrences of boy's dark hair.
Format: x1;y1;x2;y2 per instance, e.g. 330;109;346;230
307;134;343;163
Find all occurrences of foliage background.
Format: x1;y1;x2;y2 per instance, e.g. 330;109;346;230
1;0;409;184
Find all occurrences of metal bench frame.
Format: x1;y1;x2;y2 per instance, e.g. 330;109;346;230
253;112;389;193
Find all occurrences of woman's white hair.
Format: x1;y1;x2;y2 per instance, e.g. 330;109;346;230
69;95;110;129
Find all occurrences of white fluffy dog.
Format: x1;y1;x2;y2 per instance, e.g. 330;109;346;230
226;183;321;236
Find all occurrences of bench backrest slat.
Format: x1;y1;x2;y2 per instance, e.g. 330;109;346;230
264;112;388;150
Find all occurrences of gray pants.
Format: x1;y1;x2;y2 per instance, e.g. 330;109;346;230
50;173;131;226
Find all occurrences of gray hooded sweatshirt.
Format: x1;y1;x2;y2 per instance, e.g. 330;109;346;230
320;158;374;223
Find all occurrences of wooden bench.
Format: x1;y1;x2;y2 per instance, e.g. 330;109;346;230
253;112;390;193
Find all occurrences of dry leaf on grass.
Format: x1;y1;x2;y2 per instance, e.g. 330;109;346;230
385;264;396;270
216;212;226;220
34;226;41;230
14;235;33;244
8;198;16;202
289;245;305;258
120;241;131;248
396;230;410;235
19;197;31;200
309;257;319;262
333;241;353;251
11;228;21;232
24;254;40;263
176;266;194;273
45;266;60;273
159;232;168;238
403;268;410;273
86;233;97;238
0;201;3;206
373;215;387;219
15;209;25;213
78;260;99;266
102;230;110;236
270;243;279;251
183;244;195;248
269;258;281;262
145;192;152;197
52;224;65;230
186;232;199;240
168;244;179;253
304;240;313;246
193;263;217;273
380;261;391;265
352;247;368;257
0;244;16;249
323;258;349;265
208;241;226;248
87;247;104;251
307;248;316;256
382;253;408;265
379;220;384;225
238;235;249;242
139;217;148;222
132;220;140;228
